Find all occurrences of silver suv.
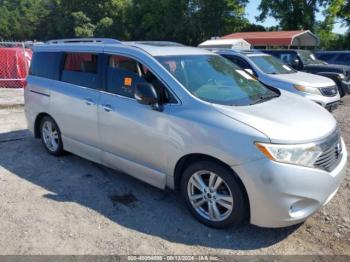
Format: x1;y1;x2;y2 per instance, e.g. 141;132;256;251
25;39;347;228
211;49;340;111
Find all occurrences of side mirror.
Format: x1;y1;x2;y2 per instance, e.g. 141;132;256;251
134;83;161;110
291;59;300;69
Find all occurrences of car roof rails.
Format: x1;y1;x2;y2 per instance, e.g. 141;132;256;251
47;38;122;44
125;41;184;47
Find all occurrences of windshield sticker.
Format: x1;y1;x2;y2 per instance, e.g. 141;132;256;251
282;65;292;71
236;70;255;80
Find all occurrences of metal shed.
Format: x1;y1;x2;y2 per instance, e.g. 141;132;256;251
221;30;320;48
198;38;251;50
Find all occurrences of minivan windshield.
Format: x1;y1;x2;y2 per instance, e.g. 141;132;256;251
298;50;325;65
156;55;279;106
248;54;296;74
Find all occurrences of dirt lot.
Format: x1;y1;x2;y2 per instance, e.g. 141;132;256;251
0;89;349;255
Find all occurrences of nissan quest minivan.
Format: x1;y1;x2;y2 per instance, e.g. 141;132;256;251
25;39;347;228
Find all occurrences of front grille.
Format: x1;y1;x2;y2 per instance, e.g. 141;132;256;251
320;86;338;97
314;131;343;172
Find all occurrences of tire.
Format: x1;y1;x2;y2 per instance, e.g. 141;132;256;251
181;160;248;228
40;116;64;156
338;85;345;98
335;80;345;97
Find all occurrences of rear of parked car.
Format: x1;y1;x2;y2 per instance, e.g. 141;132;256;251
25;39;347;228
262;49;350;97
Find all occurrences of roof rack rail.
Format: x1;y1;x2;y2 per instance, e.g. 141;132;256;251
126;41;184;47
47;38;122;44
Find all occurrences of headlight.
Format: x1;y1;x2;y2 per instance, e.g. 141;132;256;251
337;73;345;80
255;142;323;167
294;84;321;95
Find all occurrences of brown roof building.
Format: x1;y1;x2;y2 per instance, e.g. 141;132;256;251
221;30;319;47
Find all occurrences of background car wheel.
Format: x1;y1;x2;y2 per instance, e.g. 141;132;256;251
181;160;248;228
40;116;64;156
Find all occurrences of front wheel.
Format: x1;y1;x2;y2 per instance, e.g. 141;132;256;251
181;161;248;228
40;116;64;156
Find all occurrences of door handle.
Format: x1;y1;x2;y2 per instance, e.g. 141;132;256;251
102;104;113;112
85;98;96;106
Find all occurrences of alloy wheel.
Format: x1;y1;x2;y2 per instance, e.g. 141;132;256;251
187;170;234;222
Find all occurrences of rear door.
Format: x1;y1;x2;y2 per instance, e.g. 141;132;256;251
50;50;103;163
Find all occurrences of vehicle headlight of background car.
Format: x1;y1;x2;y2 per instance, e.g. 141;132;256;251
293;84;322;95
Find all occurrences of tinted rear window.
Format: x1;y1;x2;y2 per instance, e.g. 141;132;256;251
29;52;63;80
64;53;98;73
61;52;100;89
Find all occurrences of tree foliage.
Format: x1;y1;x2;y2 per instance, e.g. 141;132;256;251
257;0;327;31
0;0;249;45
0;0;348;49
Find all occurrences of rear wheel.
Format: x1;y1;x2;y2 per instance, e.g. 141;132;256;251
181;161;248;228
40;116;64;156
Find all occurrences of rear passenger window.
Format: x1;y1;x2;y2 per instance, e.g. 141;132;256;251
64;53;98;73
61;53;99;89
29;52;63;80
106;55;176;103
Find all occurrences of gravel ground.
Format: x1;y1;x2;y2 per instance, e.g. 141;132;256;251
0;89;349;255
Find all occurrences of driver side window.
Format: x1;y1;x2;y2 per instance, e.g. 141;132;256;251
106;55;176;103
228;56;256;76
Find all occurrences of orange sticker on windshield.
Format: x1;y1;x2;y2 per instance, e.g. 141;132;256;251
124;77;132;87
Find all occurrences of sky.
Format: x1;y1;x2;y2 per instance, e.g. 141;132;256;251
245;0;347;34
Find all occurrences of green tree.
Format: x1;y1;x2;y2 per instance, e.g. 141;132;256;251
72;11;95;37
0;0;250;43
257;0;326;31
126;0;249;45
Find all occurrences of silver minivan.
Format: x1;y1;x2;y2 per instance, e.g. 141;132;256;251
25;39;347;228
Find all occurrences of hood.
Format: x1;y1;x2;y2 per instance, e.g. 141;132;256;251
212;91;337;144
304;63;350;73
267;71;336;88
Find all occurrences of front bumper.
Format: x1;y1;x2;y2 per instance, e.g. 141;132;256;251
299;92;340;109
325;101;339;112
233;139;347;228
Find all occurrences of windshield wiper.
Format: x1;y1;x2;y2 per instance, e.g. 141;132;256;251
250;93;279;105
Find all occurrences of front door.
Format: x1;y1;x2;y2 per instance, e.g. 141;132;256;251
98;54;175;188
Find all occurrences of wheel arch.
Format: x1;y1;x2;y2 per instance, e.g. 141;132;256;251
173;153;250;218
34;112;53;138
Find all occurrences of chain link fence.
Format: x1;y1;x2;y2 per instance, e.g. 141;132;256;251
0;42;32;88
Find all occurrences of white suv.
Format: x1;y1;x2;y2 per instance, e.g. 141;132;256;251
212;49;340;111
